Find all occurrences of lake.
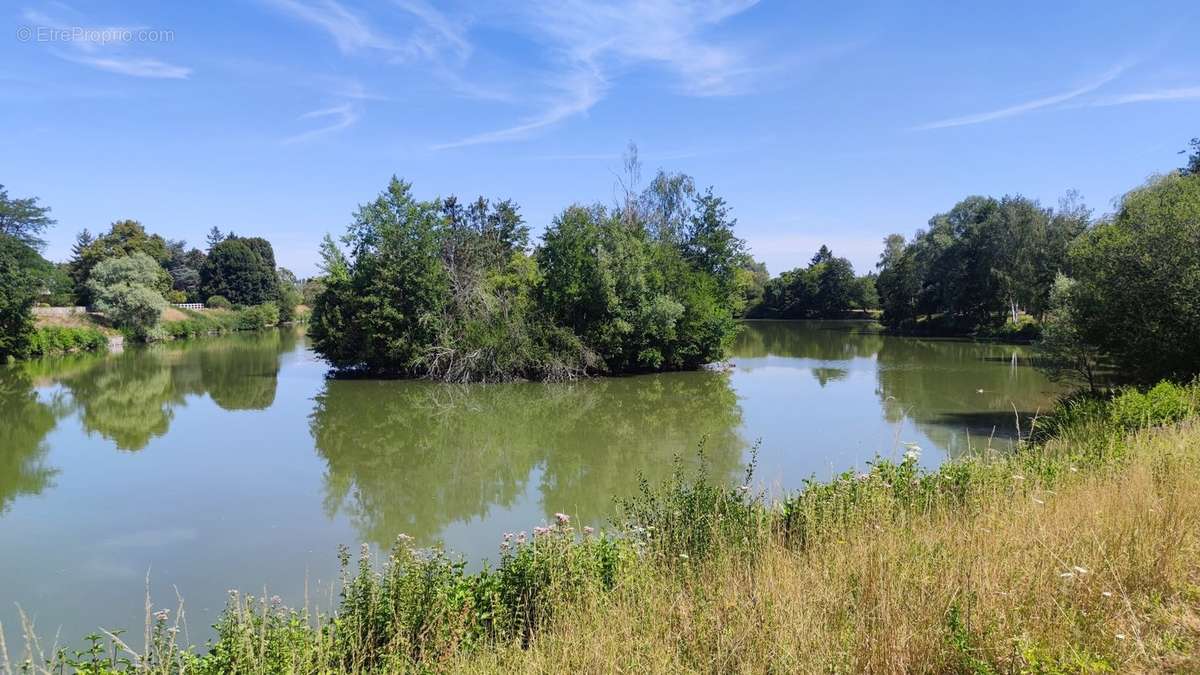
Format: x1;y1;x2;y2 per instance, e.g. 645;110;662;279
0;320;1061;644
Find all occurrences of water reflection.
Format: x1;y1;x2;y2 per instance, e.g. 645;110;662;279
732;321;1056;457
0;369;60;513
873;337;1051;455
310;372;746;546
732;320;883;362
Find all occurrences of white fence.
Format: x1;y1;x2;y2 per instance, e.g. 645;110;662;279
173;303;205;310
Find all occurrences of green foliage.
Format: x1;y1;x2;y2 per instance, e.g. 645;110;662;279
1182;137;1200;176
752;246;867;318
617;446;765;564
1064;173;1200;382
985;315;1042;342
26;326;108;356
165;289;187;304
86;253;168;338
161;309;240;339
1036;275;1102;390
69;220;172;304
274;268;302;322
234;302;280;331
205;294;231;310
0;234;40;360
875;194;1088;333
1109;381;1196;431
0;183;55;250
200;236;280;306
310;178;449;374
311;171;742;380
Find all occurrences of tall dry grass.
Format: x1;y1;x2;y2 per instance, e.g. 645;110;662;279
459;422;1200;674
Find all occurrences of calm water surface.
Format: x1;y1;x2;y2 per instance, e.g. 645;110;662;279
0;321;1060;643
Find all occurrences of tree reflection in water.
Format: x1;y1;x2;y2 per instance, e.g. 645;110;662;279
309;371;746;546
0;367;61;513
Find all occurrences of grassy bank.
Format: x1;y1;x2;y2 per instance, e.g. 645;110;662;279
5;382;1199;673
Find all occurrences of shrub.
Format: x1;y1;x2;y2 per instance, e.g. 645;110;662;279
1110;381;1195;430
206;295;232;310
26;325;108;356
235;302;279;331
991;315;1042;342
616;447;765;564
166;289;187;304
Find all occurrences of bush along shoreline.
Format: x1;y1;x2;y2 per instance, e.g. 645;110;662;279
7;379;1199;673
25;325;109;357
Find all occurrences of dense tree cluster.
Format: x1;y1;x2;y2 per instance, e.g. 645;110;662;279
310;162;745;381
748;245;877;318
0;183;299;355
1053;172;1200;383
875;194;1089;333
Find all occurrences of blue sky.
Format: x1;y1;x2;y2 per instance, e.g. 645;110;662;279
3;1;1198;277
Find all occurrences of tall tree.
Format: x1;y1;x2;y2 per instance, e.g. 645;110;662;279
0;185;55;250
1065;172;1200;381
0;235;41;359
1181;137;1200;176
68;220;171;303
206;226;225;251
201;237;279;306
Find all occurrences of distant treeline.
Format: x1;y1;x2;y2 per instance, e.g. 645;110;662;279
5;139;1199;383
0;191;309;358
875;138;1200;386
740;245;878;319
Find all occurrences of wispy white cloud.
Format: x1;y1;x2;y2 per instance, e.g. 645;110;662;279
262;0;395;53
435;0;770;149
432;64;605;149
263;0;470;63
913;65;1127;131
1091;86;1200;106
22;7;191;79
58;54;191;79
283;102;360;144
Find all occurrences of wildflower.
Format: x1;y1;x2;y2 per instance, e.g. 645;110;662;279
502;532;513;542
678;553;689;560
153;609;170;622
903;448;920;462
397;533;414;542
1115;633;1126;640
516;531;527;544
270;595;282;604
533;526;549;536
555;512;570;526
856;472;870;481
1101;591;1113;598
1072;566;1089;575
1012;474;1025;481
583;526;594;535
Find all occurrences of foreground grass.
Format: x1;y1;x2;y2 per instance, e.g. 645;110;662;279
5;383;1199;673
462;421;1200;673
